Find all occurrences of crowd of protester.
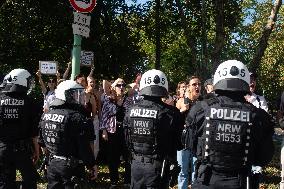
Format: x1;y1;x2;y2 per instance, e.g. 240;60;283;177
30;62;279;187
0;60;282;189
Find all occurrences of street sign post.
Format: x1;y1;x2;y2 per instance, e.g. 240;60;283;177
69;0;96;13
69;0;96;80
72;12;91;38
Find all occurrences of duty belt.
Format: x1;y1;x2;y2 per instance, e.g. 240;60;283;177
132;154;162;163
211;166;249;176
51;155;84;164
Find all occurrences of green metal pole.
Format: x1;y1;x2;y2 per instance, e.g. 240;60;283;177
71;34;82;80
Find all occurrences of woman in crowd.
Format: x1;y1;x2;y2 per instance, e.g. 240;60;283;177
100;78;133;187
176;76;201;189
86;76;101;158
36;70;59;112
86;75;102;179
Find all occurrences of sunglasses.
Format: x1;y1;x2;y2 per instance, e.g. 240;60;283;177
48;80;55;83
116;83;126;88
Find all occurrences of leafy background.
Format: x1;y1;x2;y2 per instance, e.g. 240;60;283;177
2;0;284;188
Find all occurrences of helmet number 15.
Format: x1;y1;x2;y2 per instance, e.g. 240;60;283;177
144;77;166;85
218;68;228;77
218;68;246;77
12;76;18;81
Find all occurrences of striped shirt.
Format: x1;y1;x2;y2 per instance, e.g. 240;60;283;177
99;94;133;133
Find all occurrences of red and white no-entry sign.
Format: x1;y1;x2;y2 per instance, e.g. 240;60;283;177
69;0;97;13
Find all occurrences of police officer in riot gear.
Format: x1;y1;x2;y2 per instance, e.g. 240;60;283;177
185;60;274;189
38;80;96;189
0;69;39;189
124;69;183;189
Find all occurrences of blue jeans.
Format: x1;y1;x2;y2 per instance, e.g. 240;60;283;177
177;149;197;189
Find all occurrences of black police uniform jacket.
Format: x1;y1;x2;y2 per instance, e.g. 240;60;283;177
38;102;96;168
0;92;39;143
124;97;183;160
185;94;274;173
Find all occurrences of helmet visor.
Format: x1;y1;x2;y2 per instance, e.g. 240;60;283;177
65;88;86;105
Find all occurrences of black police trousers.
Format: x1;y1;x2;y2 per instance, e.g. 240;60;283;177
192;172;248;189
131;157;169;189
0;142;38;189
47;158;85;189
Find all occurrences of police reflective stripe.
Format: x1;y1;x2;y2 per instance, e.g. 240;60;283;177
0;95;33;141
40;109;76;156
133;119;152;135
1;99;24;120
43;122;59;144
130;108;158;118
128;105;159;155
204;118;210;158
210;108;250;122
52;155;84;164
0;99;24;106
3;108;19;119
53;155;68;160
131;118;154;143
243;122;252;165
43;113;65;123
201;103;253;170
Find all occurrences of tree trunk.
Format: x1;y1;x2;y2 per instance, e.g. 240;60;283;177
175;0;198;73
211;0;226;72
201;0;209;77
155;0;161;70
250;0;282;73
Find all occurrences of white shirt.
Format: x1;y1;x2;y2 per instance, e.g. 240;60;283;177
247;93;268;112
43;93;56;111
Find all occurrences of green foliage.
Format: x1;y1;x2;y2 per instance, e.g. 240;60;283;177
232;0;284;109
0;0;283;106
0;0;145;85
0;0;73;74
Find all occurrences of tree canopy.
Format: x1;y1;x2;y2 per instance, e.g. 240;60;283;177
0;0;283;107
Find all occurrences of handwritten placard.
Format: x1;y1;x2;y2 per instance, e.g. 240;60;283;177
39;61;58;75
80;51;94;67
